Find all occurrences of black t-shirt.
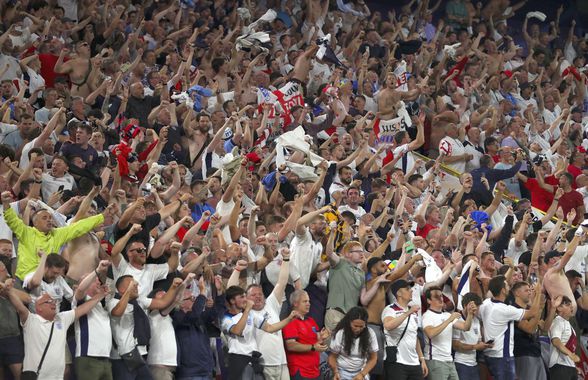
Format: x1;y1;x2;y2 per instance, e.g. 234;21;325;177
512;302;542;357
125;94;161;128
113;213;162;250
153;122;188;164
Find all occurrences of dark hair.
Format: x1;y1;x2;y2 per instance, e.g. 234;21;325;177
226;285;245;303
425;286;443;300
488;275;507;297
45;254;67;268
212;58;226;74
115;274;134;291
565;270;582;280
461;292;482;308
77;122;93;135
479;154;493;167
28;147;44;160
0;144;15;161
408;174;423;185
560;172;573;185
394;130;407;145
333;306;371;359
511;281;529;294
484;137;498;150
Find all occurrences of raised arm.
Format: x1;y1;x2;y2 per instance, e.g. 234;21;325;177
110;224;142;267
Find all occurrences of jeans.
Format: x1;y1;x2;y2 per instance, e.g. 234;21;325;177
485;356;515;380
454;362;479;380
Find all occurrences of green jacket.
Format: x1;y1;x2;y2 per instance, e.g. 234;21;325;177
4;207;104;280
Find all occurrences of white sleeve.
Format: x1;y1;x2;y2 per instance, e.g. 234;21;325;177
549;317;564;340
504;305;525;322
329;330;344;353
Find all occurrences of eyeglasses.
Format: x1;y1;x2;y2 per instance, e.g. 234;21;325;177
130;248;147;254
38;298;56;305
182;297;195;302
350;250;364;254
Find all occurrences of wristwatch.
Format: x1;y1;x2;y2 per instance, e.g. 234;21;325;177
310;345;315;352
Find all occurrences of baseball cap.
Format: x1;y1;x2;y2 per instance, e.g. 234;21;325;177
390;279;412;297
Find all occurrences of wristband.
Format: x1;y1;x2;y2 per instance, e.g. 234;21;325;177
310;344;315;352
283;259;290;262
34;180;42;184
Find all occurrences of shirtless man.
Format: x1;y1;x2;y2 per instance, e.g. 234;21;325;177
54;40;98;98
543;229;584;314
303;0;329;35
377;72;421;120
62;187;112;283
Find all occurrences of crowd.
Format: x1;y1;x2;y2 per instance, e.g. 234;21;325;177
1;0;588;380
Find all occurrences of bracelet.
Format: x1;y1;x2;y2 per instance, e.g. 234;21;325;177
554;198;560;201
310;344;315;352
419;356;425;361
34;180;42;184
283;259;290;262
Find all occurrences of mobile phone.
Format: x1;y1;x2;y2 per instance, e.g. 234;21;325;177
58;185;64;192
486;339;494;344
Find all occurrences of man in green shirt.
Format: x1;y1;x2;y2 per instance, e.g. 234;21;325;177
324;236;366;332
1;191;112;280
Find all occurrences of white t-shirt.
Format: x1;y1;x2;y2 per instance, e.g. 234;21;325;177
439;136;466;174
565;244;588;282
330;327;378;373
393;143;416;174
221;310;265;356
263;255;301;289
216;199;236;243
250;293;287;365
505;238;528;265
338;204;366;219
290;228;322;289
548;315;575;368
73;296;112;358
381;304;419;365
23;274;73;313
22;310;76;379
147;311;177;366
453;315;482;366
422;310;459;362
479;298;524;358
41;172;76;203
0;202;20;258
112;256;169;299
108;296;152;357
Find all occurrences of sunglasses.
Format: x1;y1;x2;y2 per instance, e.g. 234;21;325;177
130;248;147;254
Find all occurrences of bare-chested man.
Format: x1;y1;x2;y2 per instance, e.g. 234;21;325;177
377;72;421;120
54;40;97;98
62;186;111;283
543;230;584;314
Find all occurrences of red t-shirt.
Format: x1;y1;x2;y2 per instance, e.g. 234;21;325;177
524;178;554;212
282;317;320;378
38;53;69;88
558;190;584;225
416;223;437;239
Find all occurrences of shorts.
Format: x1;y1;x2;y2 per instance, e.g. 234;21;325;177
0;335;24;365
